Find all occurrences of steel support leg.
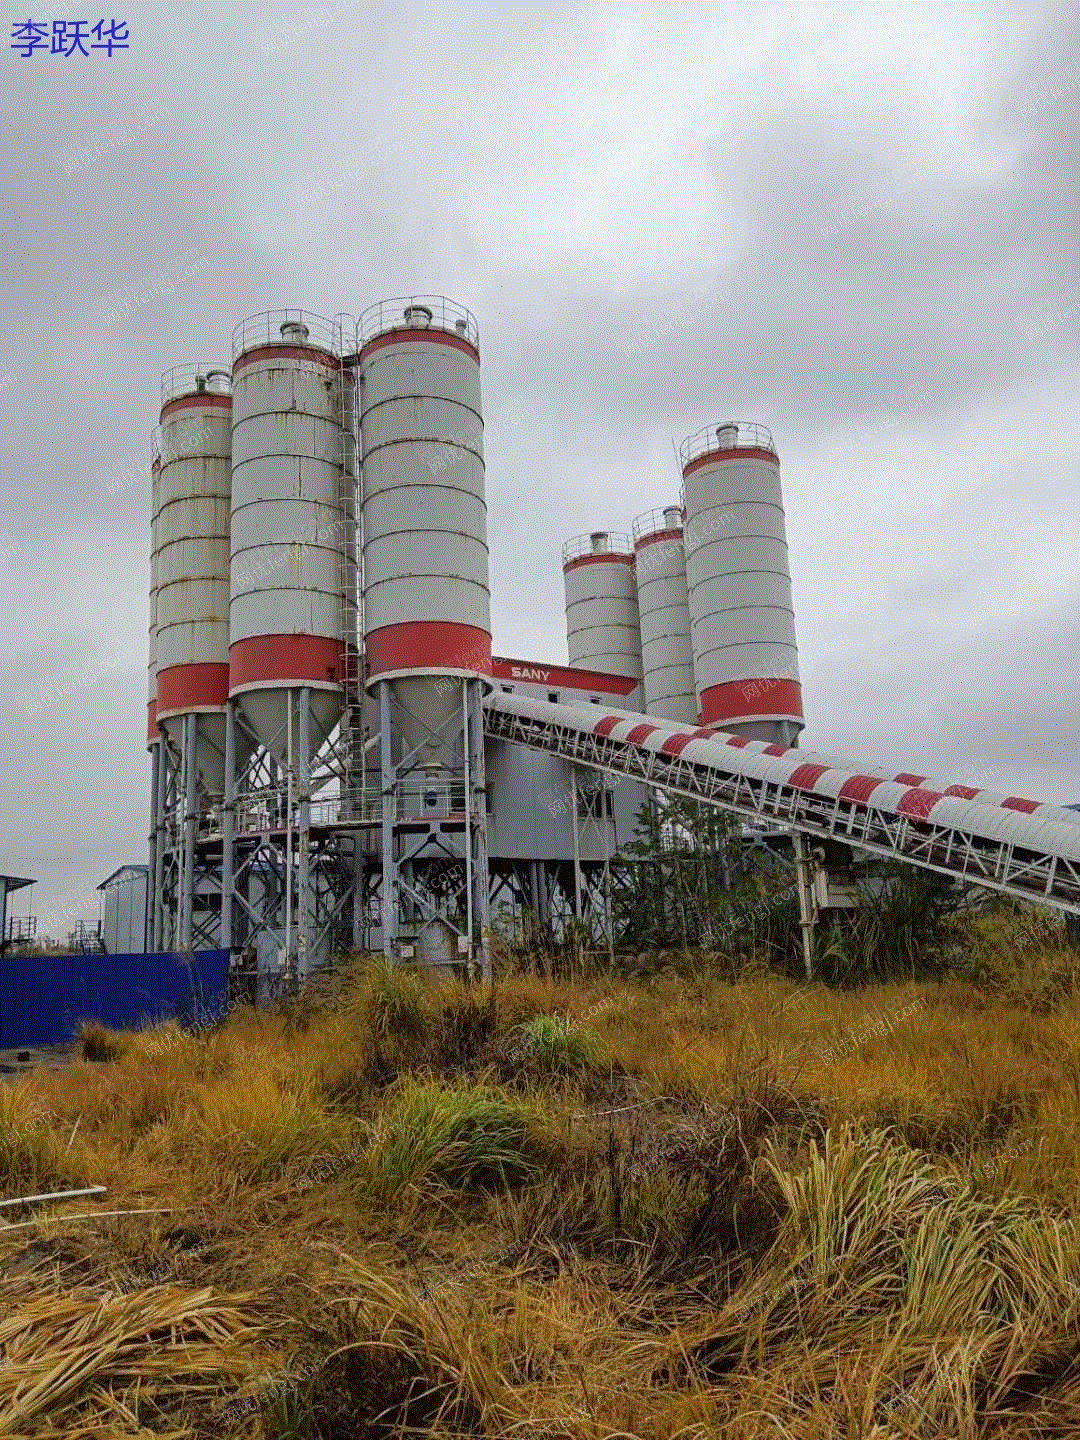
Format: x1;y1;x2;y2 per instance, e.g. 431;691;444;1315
379;681;397;959
221;701;235;952
466;679;491;982
792;830;816;980
153;738;168;950
298;687;311;978
147;739;160;952
180;712;197;950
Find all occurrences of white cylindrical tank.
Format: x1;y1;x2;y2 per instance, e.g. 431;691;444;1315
146;429;161;750
632;506;695;724
358;297;491;759
229;313;348;761
681;421;804;744
155;365;234;791
562;532;643;678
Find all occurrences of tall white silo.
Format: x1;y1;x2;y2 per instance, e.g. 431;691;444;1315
229;314;349;761
357;296;491;970
681;422;804;744
147;430;162;751
155;365;234;793
225;311;357;981
562;532;643;679
632;506;695;724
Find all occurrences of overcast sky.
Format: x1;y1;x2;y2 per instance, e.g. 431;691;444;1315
1;0;1077;937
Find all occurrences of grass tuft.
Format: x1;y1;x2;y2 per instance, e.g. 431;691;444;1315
365;1080;554;1197
515;1012;607;1074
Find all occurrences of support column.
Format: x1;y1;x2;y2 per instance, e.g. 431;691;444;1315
153;739;168;950
379;680;397;959
351;831;364;951
297;687;311;978
221;701;235;952
180;712;197;950
570;764;583;975
146;739;160;952
466;678;490;982
792;830;816;980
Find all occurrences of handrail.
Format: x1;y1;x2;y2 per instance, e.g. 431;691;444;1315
232;309;339;361
356;295;479;351
632;507;684;542
562;532;634;563
679;421;777;468
160;363;231;408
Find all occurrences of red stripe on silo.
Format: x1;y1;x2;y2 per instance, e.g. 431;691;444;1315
762;743;788;756
897;788;944;819
594;715;623;737
157;662;230;714
839;774;883;804
698;678;804;726
660;732;697;756
1003;796;1040;813
893;772;926;786
681;446;778;478
625;722;658;744
788;763;829;790
359;327;479;363
942;784;980;799
365;622;492;677
232;344;338;375
633;528;682;552
159;393;231;421
229;635;343;690
562;552;636;573
726;734;751;748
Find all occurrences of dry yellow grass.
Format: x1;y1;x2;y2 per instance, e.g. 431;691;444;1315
3;911;1080;1436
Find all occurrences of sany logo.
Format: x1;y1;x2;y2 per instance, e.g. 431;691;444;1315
510;665;552;682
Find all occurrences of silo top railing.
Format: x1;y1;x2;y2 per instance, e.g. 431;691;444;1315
679;421;777;469
356;295;479;352
562;532;634;564
231;309;340;361
632;508;685;543
160;363;232;408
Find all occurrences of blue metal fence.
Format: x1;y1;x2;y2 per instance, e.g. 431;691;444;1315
0;949;230;1049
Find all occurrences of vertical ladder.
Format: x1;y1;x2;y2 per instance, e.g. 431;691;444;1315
335;319;363;812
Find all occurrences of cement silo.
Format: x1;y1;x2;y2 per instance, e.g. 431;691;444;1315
357;296;491;969
229;314;348;760
147;429;161;750
632;506;695;724
155;366;234;795
681;422;804;744
562;532;643;679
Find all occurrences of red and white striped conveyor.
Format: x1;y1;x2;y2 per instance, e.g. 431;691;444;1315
483;692;1080;915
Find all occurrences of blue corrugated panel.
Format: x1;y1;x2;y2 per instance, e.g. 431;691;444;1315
0;950;230;1049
